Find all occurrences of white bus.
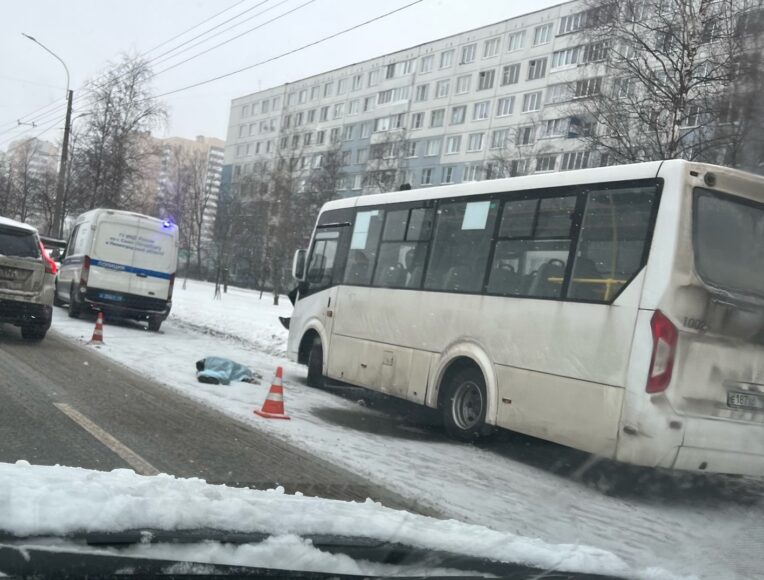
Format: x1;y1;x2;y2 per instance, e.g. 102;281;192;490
286;160;764;476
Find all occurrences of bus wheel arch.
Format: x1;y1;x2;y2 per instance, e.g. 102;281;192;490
437;357;494;441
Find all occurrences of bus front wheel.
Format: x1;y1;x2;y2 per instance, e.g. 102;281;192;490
307;337;324;388
441;366;489;442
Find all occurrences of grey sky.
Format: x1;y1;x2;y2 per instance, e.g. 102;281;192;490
0;0;564;148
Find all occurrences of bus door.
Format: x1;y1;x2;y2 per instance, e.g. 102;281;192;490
299;224;350;345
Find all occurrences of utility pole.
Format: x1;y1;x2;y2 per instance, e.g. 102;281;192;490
52;90;73;238
22;33;71;238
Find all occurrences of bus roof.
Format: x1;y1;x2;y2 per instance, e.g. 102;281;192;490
319;159;745;215
75;208;169;226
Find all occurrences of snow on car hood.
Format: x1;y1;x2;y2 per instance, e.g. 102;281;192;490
0;461;672;578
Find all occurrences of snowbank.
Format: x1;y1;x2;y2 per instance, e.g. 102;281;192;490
1;461;638;577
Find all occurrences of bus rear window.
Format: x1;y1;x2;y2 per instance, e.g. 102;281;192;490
694;188;764;298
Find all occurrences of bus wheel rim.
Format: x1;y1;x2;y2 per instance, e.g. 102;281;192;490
453;380;483;430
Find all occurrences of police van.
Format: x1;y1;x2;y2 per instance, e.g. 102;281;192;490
56;209;179;331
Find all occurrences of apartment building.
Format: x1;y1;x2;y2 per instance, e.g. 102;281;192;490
224;0;610;195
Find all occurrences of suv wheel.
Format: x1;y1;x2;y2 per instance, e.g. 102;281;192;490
21;325;47;342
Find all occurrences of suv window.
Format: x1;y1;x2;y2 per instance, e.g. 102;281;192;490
0;226;39;259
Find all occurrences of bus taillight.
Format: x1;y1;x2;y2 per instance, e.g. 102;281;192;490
647;310;678;394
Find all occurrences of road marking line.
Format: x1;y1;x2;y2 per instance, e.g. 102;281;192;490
53;403;160;476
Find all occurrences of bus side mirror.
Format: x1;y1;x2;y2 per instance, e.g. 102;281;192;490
292;249;307;282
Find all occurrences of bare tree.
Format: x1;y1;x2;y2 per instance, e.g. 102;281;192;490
579;0;764;170
68;55;166;213
485;116;553;179
6;139;41;223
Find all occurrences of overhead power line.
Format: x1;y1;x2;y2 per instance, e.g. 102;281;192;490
153;0;425;99
153;0;316;76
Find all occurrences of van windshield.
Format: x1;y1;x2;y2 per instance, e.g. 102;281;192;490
693;188;764;299
0;226;39;259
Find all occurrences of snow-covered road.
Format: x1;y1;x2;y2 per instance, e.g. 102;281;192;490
48;280;764;579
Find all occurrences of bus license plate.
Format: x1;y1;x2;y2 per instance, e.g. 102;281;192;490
727;391;764;411
0;267;18;280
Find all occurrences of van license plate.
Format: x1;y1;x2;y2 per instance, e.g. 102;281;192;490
98;292;124;302
0;267;18;280
727;391;764;411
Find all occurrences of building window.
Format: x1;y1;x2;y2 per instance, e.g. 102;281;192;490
295;112;304;126
287;92;296;106
522;91;543;112
559;11;588;34
272;96;280;109
411;112;424;129
307;109;316;123
421;168;433;185
483;37;501;58
368;69;380;87
310;86;320;100
352;74;362;91
343;125;354;141
473;101;490;121
320;106;329;121
463;164;482;182
248;123;256;136
349;100;360;115
420;54;434;73
330;127;340;143
450;105;466;124
501;63;521;85
456;74;472;94
552;47;580;69
304;133;312;146
446;135;462;154
262;100;270;113
440;49;454;68
490;128;511;149
405;141;418;157
496;96;514;117
323;82;333;97
430;109;445;127
298;89;307;104
467;133;484;152
547;83;572;103
574;77;603;98
316;130;325;145
516;125;534;145
435;79;450;98
425;138;441;156
352;174;362;190
292;134;300;148
477;69;496;90
582;41;609;63
441;166;455;184
241;104;250;117
282;115;291;129
544;118;569;138
527;57;547;80
533;23;553;46
364;97;375;112
415;84;429;102
360;123;371;138
337;78;348;94
461;43;477;64
535;154;557;172
561;151;590;170
507;30;526;51
340;151;351;165
333;103;345;119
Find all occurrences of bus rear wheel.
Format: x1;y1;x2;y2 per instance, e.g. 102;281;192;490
441;366;489;442
307;337;324;388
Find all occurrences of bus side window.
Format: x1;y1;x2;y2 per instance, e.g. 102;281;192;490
487;195;576;298
372;207;433;289
424;200;498;293
344;209;385;285
568;186;657;302
306;230;340;291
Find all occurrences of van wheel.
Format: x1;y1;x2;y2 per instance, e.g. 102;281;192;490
441;367;490;442
21;325;47;342
147;316;163;332
68;285;82;318
53;283;65;307
307;338;324;388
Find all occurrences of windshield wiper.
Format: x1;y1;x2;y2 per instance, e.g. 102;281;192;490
0;529;624;579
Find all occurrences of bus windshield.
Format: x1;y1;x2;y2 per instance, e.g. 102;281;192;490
693;188;764;299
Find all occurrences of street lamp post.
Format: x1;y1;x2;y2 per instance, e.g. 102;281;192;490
22;33;73;239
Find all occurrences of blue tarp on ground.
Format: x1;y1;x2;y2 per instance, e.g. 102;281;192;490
196;356;255;385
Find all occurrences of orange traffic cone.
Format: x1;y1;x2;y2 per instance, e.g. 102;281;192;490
89;312;104;344
254;367;290;420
